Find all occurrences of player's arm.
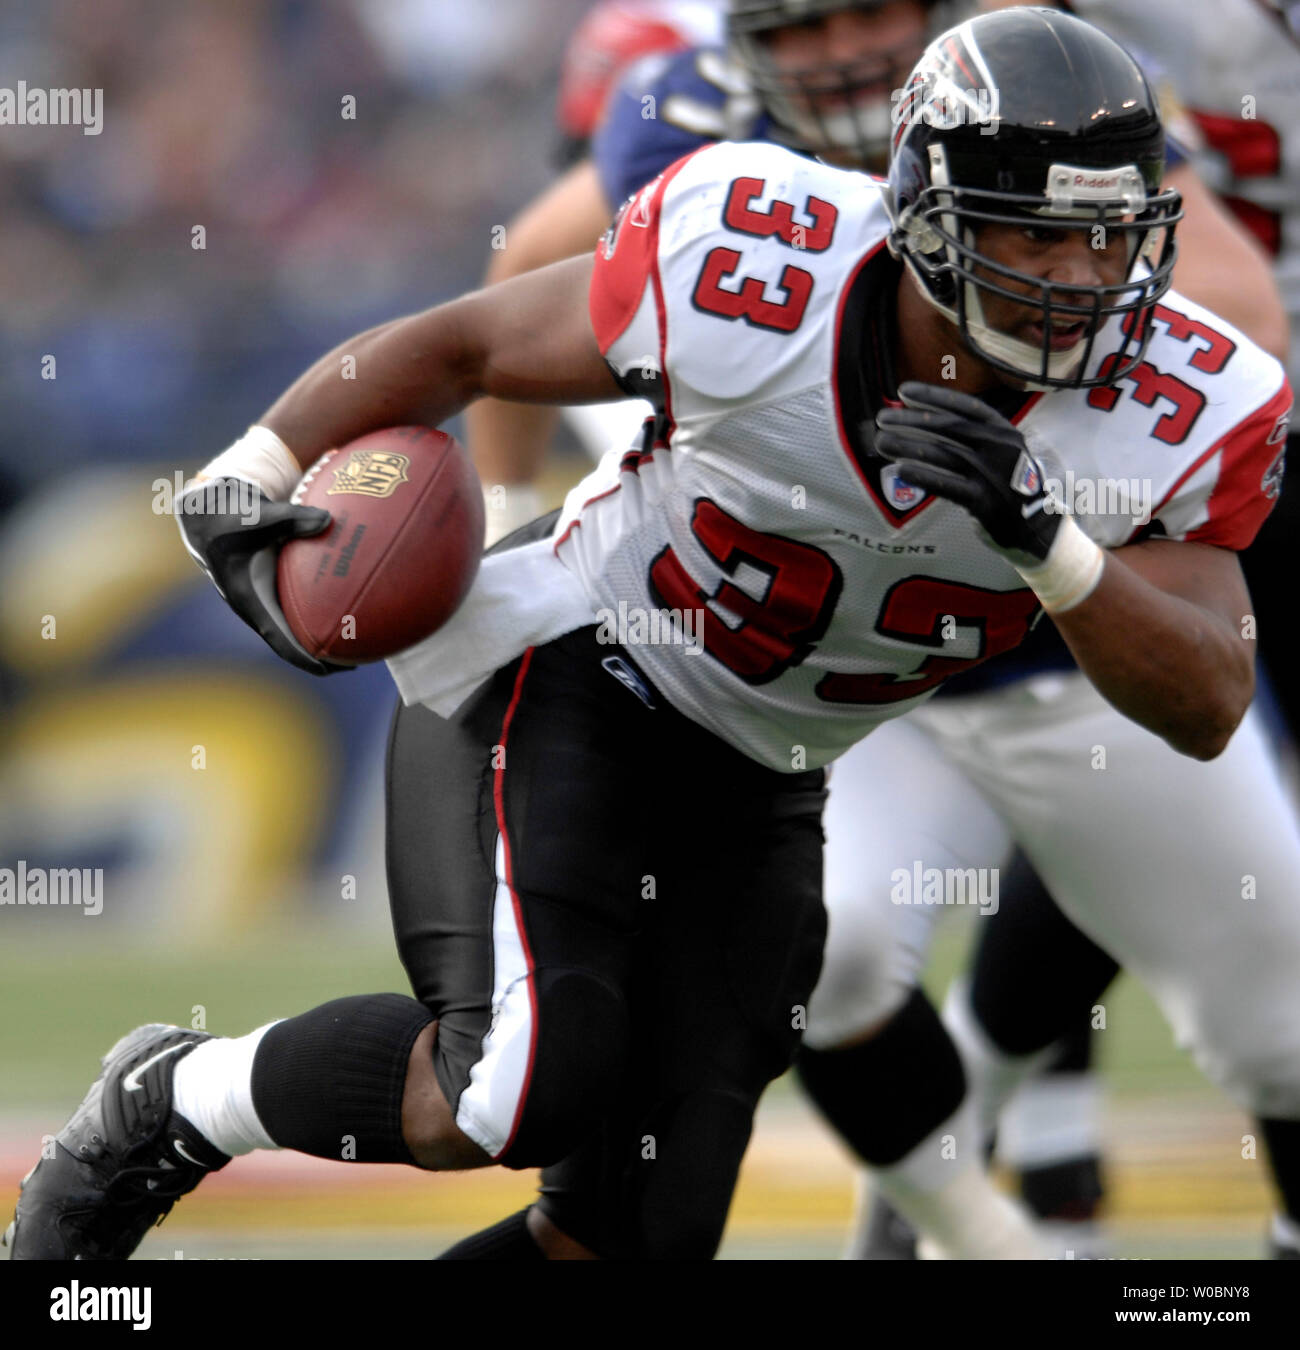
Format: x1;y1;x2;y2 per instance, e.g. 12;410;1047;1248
262;254;618;467
178;256;617;673
464;161;614;506
1045;537;1252;760
1165;162;1289;363
875;382;1267;761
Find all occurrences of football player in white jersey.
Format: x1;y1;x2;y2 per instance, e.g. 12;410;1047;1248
5;8;1288;1261
464;0;1299;1259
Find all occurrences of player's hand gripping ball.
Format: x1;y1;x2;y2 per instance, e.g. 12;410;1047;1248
277;427;485;664
177;477;339;676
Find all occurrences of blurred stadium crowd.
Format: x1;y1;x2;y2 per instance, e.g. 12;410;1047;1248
0;0;589;493
0;0;591;935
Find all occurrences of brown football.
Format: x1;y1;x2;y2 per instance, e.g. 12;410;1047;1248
277;426;483;663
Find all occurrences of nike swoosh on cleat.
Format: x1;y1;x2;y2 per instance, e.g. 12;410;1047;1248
122;1042;190;1093
171;1138;209;1168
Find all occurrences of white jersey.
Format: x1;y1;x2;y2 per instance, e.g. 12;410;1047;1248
553;140;1289;771
1072;0;1300;385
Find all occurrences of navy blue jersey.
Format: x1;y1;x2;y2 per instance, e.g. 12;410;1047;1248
594;46;779;208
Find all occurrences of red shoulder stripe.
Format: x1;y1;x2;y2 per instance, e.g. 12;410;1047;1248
588;148;701;355
1184;380;1292;551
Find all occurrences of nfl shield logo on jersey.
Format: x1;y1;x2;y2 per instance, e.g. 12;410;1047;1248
881;464;926;509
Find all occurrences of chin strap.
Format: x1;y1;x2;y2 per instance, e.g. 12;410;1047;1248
962;283;1089;385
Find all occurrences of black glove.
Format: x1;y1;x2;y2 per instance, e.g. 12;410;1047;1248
873;382;1062;570
177;476;347;676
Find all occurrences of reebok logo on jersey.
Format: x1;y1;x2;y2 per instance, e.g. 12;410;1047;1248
601;656;657;709
629;180;657;228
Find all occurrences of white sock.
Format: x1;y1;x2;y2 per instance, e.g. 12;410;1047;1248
869;1100;1049;1259
998;1070;1103;1169
876;1096;985;1193
942;975;1055;1138
172;1023;282;1156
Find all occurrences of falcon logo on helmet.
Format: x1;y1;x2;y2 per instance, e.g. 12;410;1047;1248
884;7;1183;390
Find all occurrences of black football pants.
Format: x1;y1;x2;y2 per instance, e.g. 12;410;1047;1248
385;620;826;1258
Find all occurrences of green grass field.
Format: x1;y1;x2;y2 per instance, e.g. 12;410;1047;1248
0;915;1273;1259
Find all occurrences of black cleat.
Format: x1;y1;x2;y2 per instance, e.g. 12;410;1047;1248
1018;1153;1109;1259
1019;1152;1105;1222
4;1024;230;1260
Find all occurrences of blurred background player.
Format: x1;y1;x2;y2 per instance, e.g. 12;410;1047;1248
464;0;1300;1259
468;0;725;511
553;0;723;166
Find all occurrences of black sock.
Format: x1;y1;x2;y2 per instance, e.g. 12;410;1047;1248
250;993;433;1163
797;987;965;1167
970;850;1120;1056
438;1209;545;1260
1046;1011;1096;1074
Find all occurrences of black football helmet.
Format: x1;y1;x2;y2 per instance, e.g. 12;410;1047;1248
727;0;956;168
886;7;1183;389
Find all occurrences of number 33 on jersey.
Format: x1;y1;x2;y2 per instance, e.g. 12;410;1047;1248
555;141;1291;772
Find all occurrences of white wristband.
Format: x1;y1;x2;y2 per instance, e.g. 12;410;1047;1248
1015;514;1105;614
482;483;544;549
191;426;302;502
